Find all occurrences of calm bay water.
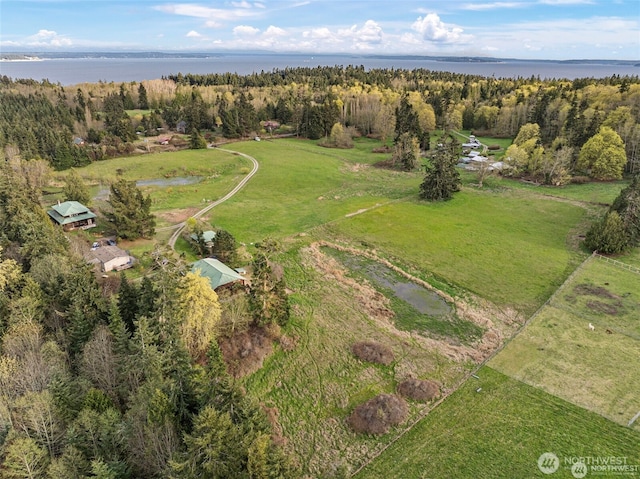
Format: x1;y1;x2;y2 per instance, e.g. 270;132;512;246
1;54;638;85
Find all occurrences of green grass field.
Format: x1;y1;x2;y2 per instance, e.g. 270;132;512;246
490;255;640;429
199;138;419;241
245;242;480;477
62;137;639;476
321;188;588;315
354;367;640;479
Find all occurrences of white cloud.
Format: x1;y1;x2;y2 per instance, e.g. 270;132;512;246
25;29;73;47
303;27;333;40
186;30;202;38
264;25;287;37
412;13;465;43
338;20;383;45
154;3;261;26
539;0;595;5
234;25;260;36
461;2;523;11
467;15;638;58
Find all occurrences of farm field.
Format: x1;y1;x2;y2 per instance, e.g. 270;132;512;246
64;138;637;477
244;241;519;477
320;189;588;315
193;138;421;241
354;366;640;479
490;255;640;430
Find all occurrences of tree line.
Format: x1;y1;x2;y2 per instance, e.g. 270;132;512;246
0;160;298;478
1;68;638;177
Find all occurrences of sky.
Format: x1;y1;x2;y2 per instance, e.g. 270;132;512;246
1;0;639;60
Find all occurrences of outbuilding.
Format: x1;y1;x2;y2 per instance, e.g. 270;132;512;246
192;258;246;290
85;245;134;272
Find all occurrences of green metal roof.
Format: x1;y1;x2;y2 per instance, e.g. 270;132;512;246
190;230;217;244
192;258;243;290
48;201;96;225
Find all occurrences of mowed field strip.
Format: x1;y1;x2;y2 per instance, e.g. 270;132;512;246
490;254;640;430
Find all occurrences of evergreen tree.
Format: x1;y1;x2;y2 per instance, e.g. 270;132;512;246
138;83;149;110
584;211;629;254
104;179;155;240
117;274;139;333
248;253;290;327
189;129;207;149
211;229;238;266
610;175;640;246
395;94;427;148
419;140;461;201
62;169;91;205
137;276;158;319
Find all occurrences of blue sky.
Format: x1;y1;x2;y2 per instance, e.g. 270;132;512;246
1;0;638;60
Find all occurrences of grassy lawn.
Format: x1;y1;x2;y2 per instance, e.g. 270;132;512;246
355;366;640;479
200;138;420;242
490;255;640;428
321;187;588;315
59;148;252;228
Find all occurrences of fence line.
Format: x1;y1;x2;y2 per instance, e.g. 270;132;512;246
595;254;640;275
350;252;597;477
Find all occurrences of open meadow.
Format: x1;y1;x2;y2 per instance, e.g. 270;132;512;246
65;137;636;477
354;366;640;479
490;254;640;430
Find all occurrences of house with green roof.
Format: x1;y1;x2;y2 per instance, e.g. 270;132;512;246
48;201;96;231
192;258;245;290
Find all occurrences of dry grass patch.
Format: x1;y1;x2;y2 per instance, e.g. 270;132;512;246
219;325;275;378
352;341;395;366
348;394;408;435
397;378;440;402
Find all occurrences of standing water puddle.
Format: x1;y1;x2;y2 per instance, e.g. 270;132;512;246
340;254;451;317
95;176;202;199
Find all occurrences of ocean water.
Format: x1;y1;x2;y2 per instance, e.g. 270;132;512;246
1;54;638;85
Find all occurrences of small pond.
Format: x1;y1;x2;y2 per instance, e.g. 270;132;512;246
338;253;451;317
94;176;203;200
136;176;203;187
326;249;484;343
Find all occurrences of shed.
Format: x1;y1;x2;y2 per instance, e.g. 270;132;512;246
192;258;245;290
85;245;134;272
190;230;217;247
48;201;96;231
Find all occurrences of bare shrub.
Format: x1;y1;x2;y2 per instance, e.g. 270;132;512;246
219;326;274;377
347;394;408;434
397;378;440;402
351;341;394;366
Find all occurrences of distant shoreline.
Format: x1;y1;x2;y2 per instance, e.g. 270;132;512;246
1;51;638;66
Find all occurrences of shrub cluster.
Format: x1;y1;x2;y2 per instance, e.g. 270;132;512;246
351;341;395;366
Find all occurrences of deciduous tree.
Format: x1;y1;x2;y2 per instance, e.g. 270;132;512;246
173;271;221;360
577;126;627;180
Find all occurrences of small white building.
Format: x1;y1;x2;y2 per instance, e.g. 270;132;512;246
85;245;134;272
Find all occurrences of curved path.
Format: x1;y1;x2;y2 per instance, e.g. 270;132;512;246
166;147;259;249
